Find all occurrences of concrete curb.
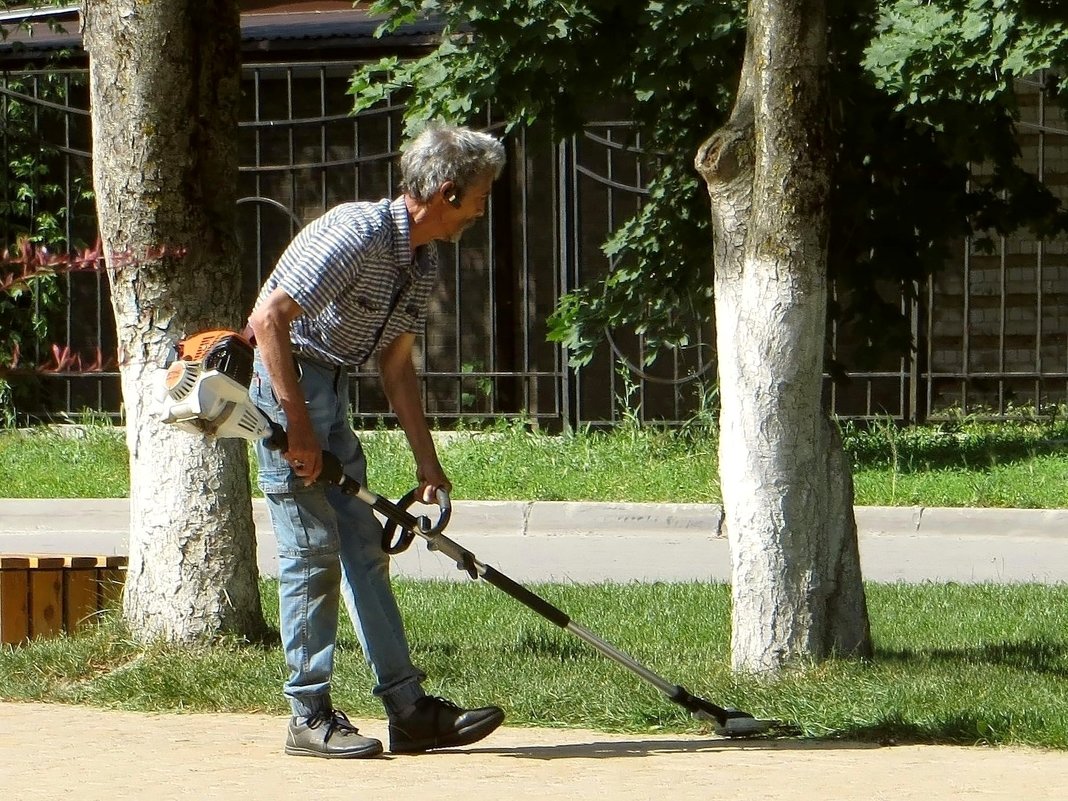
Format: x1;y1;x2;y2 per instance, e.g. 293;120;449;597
3;498;1068;540
453;501;725;538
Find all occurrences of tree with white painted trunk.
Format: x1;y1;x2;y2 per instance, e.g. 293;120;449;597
81;1;265;642
695;0;871;672
356;0;1068;674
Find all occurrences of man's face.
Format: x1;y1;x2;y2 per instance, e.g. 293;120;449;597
441;172;495;243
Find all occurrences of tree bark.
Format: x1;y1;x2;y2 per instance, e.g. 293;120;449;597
695;0;871;672
82;1;266;642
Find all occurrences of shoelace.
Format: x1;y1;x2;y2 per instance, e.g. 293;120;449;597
305;709;360;742
424;696;462;712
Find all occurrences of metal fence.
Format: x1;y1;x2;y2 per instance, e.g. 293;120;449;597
2;63;1066;428
912;71;1068;421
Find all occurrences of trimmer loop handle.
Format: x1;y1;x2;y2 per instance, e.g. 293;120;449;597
381;487;452;554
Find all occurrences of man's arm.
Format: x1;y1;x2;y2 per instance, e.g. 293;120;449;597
378;332;450;500
248;287;322;482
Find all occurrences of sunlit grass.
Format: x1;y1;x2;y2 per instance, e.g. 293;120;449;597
3;415;1068;508
5;581;1068;748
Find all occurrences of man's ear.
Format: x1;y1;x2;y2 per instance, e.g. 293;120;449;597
441;181;462;208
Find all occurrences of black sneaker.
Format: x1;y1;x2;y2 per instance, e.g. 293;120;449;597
388;696;505;753
285;709;384;759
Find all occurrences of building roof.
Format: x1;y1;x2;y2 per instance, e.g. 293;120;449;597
242;8;443;56
0;3;442;65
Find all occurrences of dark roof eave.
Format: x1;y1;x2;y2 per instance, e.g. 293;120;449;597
0;12;446;66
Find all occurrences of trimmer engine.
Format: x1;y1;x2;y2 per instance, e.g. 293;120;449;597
156;329;273;441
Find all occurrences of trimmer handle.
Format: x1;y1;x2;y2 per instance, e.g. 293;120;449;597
382;487;452;554
316;450;452;554
264;426;343;486
264;427;452;553
318;451;346;485
265;421;288;452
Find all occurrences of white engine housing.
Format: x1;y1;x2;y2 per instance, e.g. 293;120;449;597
156;361;272;441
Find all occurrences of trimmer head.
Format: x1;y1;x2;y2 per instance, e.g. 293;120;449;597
714;708;775;737
675;689;777;737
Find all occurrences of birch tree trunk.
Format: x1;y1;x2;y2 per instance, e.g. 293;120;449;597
82;1;266;642
695;0;871;672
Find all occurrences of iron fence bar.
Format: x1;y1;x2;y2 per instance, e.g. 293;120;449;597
999;221;1007;416
518;126;532;420
238;105;405;128
451;235;462;412
573;164;649;194
1;75;7;248
633;128;650;423
63;71;76;413
286;67;296;241
319;65;327;214
0;82;89;115
925;272;935;422
557;136;576;431
30;74;41;369
415;370;561;378
838;370;941;378
907;280;918;423
962;195;971;413
581;127;654;152
922;371;1068;379
352;87;360;201
24;141;90;159
0;66;84;77
603;128;619;424
236;153;401;174
829;279;839;416
255;68;266;288
487;113;499;413
1035;69;1046;409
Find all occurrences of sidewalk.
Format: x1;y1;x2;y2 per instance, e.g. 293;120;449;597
3;701;1067;801
2;499;1068;584
5;509;1068;801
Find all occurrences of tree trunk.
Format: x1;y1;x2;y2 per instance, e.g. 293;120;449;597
82;1;266;642
695;0;871;672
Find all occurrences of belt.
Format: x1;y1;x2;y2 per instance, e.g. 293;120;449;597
293;351;345;386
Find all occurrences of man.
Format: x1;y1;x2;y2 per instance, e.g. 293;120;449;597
247;124;507;759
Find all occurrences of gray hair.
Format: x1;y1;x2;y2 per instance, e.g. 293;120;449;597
400;124;506;203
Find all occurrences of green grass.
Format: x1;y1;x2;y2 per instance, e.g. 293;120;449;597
0;424;129;498
4;580;1068;748
843;415;1068;508
3;415;1068;507
4;416;1068;746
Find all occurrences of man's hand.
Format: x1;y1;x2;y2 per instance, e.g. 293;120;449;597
283;417;323;484
416;458;452;504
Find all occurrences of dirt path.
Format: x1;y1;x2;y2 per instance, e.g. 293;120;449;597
1;701;1065;800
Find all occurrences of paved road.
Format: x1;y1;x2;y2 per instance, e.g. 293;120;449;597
2;499;1068;583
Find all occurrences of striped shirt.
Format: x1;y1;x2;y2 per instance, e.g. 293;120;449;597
255;197;438;367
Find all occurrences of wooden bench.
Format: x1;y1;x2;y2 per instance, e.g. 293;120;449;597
0;555;127;645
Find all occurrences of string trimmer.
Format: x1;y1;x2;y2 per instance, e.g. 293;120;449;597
156;329;777;737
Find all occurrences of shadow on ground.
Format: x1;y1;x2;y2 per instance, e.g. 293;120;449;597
465;735;880;760
878;638;1068;678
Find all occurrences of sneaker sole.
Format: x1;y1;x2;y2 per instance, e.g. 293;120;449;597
284;742;384;759
390;709;505;754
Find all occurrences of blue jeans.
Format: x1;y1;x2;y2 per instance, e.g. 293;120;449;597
250;352;426;718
